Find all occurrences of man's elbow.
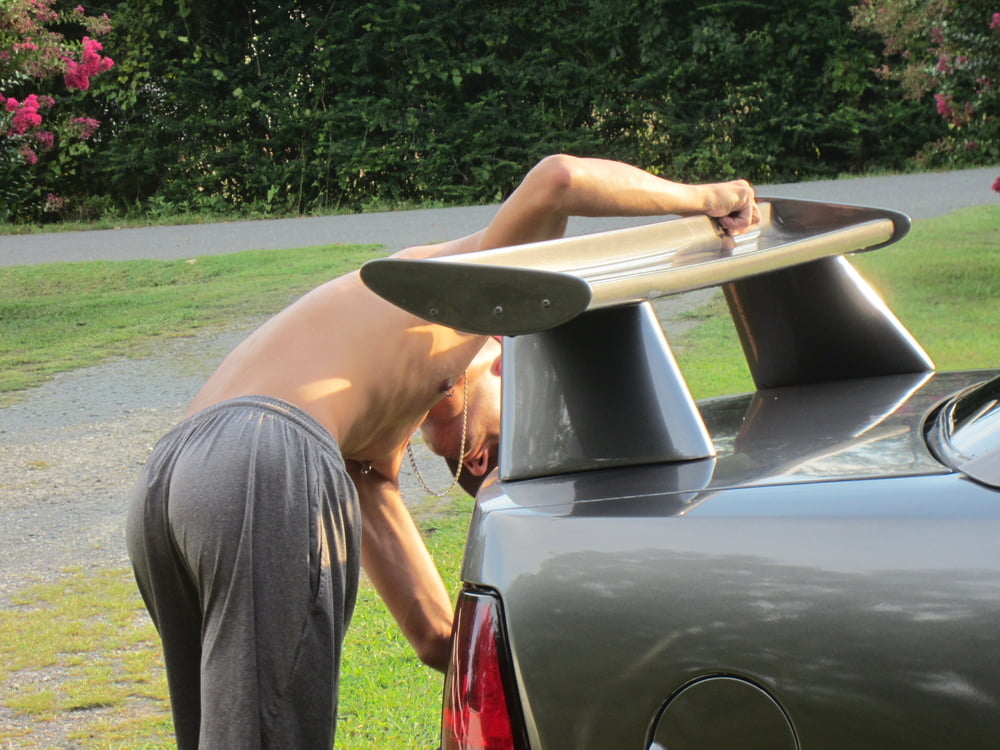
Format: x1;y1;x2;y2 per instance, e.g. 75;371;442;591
525;153;578;209
415;630;452;673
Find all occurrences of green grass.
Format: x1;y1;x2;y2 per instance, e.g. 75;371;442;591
0;568;171;748
337;496;471;749
0;244;385;396
0;496;472;749
1;203;998;747
853;204;1000;370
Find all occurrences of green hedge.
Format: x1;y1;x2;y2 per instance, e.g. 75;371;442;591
68;0;947;218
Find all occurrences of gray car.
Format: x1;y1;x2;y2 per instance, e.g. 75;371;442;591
363;199;1000;750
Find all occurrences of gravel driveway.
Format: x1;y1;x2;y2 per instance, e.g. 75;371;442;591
0;326;244;605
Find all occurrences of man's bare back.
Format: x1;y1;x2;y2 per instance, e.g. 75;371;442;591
186;266;486;478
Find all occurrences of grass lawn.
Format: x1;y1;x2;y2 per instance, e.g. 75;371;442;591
0;204;997;747
0;496;472;749
0;243;385;397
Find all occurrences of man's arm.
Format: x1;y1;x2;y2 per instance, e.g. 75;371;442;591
477;154;759;251
394;155;757;262
348;461;454;672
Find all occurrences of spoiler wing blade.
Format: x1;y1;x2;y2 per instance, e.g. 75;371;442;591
361;198;909;337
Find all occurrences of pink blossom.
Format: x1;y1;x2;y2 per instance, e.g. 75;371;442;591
935;93;953;118
70;116;99;139
931;26;945;45
63;64;89;91
62;36;114;91
12;107;43;133
33;129;54;149
934;94;975;126
24;0;57;24
991;13;1000;30
7;94;44;134
936;55;952;74
18;146;38;165
44;193;65;212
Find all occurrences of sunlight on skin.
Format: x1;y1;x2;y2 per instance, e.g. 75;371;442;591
296;377;354;403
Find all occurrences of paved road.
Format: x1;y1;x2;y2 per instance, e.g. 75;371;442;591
1;166;997;266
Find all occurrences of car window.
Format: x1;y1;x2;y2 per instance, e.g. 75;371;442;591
934;374;1000;488
948;375;1000;458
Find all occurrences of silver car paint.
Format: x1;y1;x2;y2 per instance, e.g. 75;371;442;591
463;370;1000;750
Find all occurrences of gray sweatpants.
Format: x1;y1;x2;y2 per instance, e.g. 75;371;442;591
126;396;360;749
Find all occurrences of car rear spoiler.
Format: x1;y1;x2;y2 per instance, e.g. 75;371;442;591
361;199;934;481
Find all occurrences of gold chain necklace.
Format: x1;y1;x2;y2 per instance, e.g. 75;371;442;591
407;372;469;497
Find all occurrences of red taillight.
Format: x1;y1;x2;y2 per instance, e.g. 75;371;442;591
441;590;525;750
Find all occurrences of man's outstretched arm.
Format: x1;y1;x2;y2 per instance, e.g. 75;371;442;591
477;154;759;251
394;154;758;262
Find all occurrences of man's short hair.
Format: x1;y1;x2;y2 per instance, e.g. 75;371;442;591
445;454;499;498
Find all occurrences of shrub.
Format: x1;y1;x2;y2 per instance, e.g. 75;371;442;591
0;0;115;222
852;0;1000;168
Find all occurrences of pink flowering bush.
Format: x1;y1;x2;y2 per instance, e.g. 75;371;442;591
1;0;113;221
852;0;1000;169
63;36;114;91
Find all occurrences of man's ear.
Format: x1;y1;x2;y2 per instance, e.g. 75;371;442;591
464;449;492;477
490;336;503;377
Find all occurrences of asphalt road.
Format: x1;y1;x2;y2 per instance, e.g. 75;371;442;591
1;166;997;266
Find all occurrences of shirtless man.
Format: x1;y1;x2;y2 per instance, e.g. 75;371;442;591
126;154;758;749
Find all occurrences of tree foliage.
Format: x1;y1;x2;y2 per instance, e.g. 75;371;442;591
852;0;1000;168
9;0;972;220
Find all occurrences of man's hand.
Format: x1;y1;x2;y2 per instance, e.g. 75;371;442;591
698;179;760;236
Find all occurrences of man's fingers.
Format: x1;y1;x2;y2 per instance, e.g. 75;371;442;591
718;200;760;235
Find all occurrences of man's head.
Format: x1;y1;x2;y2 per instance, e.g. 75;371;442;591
421;337;502;497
